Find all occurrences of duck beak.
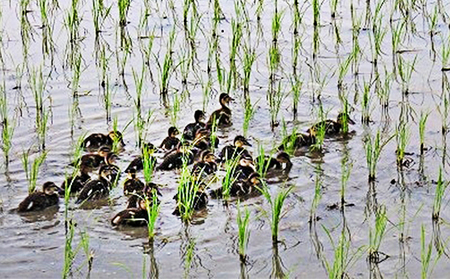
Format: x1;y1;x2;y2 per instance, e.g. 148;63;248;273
347;117;356;125
243;139;252;147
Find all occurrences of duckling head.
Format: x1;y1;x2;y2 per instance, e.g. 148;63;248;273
108;131;125;146
98;145;112;157
239;155;255;169
106;152;118;165
219;93;234;105
276;152;291;164
200;149;215;162
248;172;261;186
99;165;113;181
194;110;206;122
168;126;180;137
43;182;59;195
234;135;251;148
337;112;355;125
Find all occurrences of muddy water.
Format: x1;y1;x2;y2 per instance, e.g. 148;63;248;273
0;0;450;278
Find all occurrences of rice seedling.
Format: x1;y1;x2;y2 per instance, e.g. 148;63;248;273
20;0;32;60
92;0;111;36
309;165;323;222
395;122;410;167
312;0;320;27
21;149;48;194
376;70;392;108
142;143;155;185
169;91;181;127
364;130;394;182
370;0;387;66
79;229;94;274
221;157;240;201
340;155;352;206
397;55;417;94
118;0;130;27
159;26;176;97
183;236;196;278
311;106;327;151
236;200;251;262
242;45;256;97
0;87;15;166
420;224;442;279
432;168;448;220
146;190;160;241
337;54;352;93
242;97;258;137
258;182;293;244
175;163;202;222
441;35;450;71
38;0;55;59
290;76;302;118
368;205;388;263
226;19;242;93
361;81;371;124
268;82;285;130
62;218;77;278
419;111;430;154
350;3;362;74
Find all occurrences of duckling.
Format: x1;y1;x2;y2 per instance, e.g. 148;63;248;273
219;135;252;162
111;199;149;227
75;166;112;204
206;93;234;128
126;183;162;208
159;127;180;151
60;165;91;195
125;143;157;174
18;182;60;212
191;128;219;156
211;172;262;198
183;110;206;141
255;152;293;175
191;149;218;177
234;155;257;181
102;152;120;183
156;142;194;171
73;146;111;171
307;112;355;136
173;179;208;215
123;170;145;196
82;130;125;152
278;132;316;151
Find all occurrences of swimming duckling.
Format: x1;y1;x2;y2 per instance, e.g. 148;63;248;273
191;149;218;177
125;143;157;174
191;128;219;155
307;112;355;136
75;166;112;204
183;110;206;141
206;93;234;128
173;179;208;215
102;152;120;183
255;152;292;175
159;127;180;151
278;132;316;151
234;155;257;180
111;199;149;227
82;131;125;152
73;146;111;171
156;142;194;171
219;135;252;162
125;183;162;209
211;172;262;198
123;170;145;196
18;182;60;212
60;165;91;195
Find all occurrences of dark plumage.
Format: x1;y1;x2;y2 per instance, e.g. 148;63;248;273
125;143;157;174
111;199;149;227
72;146;111;171
191;150;217;177
82;131;125;152
75;166;112;204
278;132;316;151
308;112;355;136
156;143;194;171
211;172;262;198
123;171;145;196
206;93;234;128
219;135;252;162
159;127;180;151
255;152;292;175
173;181;208;215
60;166;91;195
183;110;206;141
18;182;60;212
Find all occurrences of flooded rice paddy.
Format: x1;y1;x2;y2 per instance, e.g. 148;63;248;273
1;0;450;278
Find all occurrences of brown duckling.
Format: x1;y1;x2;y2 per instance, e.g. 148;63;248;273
82;130;125;152
126;183;162;209
18;182;60;212
255;152;292;175
159;126;180;151
191;149;218;177
307;112;355;136
123;170;145;196
278;132;316;151
211;172;262;198
219;135;252;162
111;199;150;227
156;142;194;171
234;155;257;181
183;110;206;141
191;128;219;156
102;152;120;183
125;143;157;174
75;165;113;204
60;165;91;195
73;146;111;171
173;178;208;215
206;93;234;128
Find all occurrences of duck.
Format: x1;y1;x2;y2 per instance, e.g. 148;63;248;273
156;142;194;171
18;182;60;212
75;165;113;204
159;127;180;151
278;132;316;151
307;112;355;136
82;130;125;152
191;128;219;156
206;93;234;128
126;182;161;208
111;198;149;227
125;143;157;174
219;135;252;162
60;165;91;195
191;149;218;177
234;155;257;181
173;178;208;215
211;172;262;198
73;146;111;171
255;152;293;175
123;170;145;196
102;152;121;183
182;110;206;141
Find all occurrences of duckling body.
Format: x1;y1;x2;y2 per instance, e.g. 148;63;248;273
73;146;111;171
61;167;91;195
191;150;217;177
76;166;112;204
82;131;125;152
219;135;252;162
103;153;120;183
278;132;316;151
206;93;234;128
157;144;194;171
124;156;157;174
123;171;145;196
255;152;292;175
18;182;59;212
183;110;206;141
112;199;150;227
159;127;180;151
308;113;355;136
173;182;208;215
211;172;262;198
